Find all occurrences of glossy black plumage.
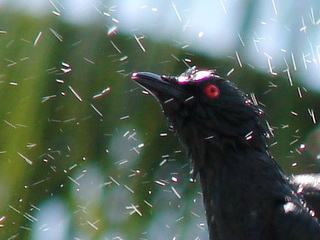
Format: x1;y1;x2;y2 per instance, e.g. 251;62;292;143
132;67;320;240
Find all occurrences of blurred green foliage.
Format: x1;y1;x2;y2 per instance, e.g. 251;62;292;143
0;12;319;240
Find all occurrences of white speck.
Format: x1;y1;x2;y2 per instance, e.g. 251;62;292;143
49;0;61;13
103;12;111;17
205;136;214;140
226;68;235;77
130;146;140;154
52;10;60;16
171;54;180;62
17;152;33;165
284;69;293;86
49;28;63;42
151;8;158;12
245;131;253;141
109;176;120;186
308;108;317;124
268;63;278;77
164;98;174;104
90;104;103;117
159;159;167;166
120;115;130;120
198;32;204;38
26;143;37;149
68;85;83;102
134;34;146;52
112;17;119;24
92;87;111;100
237;32;245;46
253;37;260;53
144;200;153;208
171;186;181;199
220;0;227;14
84;57;95;64
68;164;78;171
184;96;194;102
0;216;6;226
297;87;303;98
291;53;297;71
155;180;166;186
110;40;122;53
291;162;298;167
128;131;137;140
107;25;118;36
290;111;298;116
289;139;299;145
171;2;182;22
124;185;134;193
33;32;42;46
302;52;311;69
123;131;130;137
61;62;71;73
67;176;80;186
300;17;307;33
271;0;278;15
9;205;21;214
116;159;128;166
235;51;243;67
171;176;178;182
249;93;258;106
299;143;306;150
61;68;72;74
87;220;99;230
23;212;38;223
126;204;142;216
119;56;128;62
56;79;64;84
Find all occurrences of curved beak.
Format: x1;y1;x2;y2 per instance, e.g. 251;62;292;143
132;72;187;103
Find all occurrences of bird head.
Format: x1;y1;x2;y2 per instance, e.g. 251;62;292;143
132;67;263;138
132;67;268;172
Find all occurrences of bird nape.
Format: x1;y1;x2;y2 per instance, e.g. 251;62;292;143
131;67;320;240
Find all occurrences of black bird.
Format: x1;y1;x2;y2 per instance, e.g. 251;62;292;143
132;67;320;240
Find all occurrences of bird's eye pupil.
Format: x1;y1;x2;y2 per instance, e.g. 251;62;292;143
204;84;220;98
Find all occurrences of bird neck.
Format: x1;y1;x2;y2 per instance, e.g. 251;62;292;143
186;126;288;239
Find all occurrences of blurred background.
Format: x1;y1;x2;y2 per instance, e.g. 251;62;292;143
0;0;320;239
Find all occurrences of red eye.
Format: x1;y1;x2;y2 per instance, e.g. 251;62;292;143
204;84;220;98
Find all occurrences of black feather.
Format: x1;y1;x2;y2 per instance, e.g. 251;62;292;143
132;67;320;240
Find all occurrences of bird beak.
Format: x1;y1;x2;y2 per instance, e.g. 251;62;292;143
132;72;187;104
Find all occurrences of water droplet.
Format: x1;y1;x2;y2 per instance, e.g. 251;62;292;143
299;143;306;150
171;176;178;182
107;26;118;36
310;209;315;216
189;178;195;183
